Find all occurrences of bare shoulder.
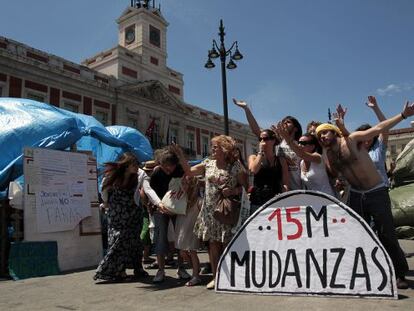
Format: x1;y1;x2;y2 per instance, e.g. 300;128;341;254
341;135;357;148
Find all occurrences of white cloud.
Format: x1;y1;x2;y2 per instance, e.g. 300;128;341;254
376;83;414;96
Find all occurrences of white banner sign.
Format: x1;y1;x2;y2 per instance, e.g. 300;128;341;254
33;148;91;233
216;190;397;299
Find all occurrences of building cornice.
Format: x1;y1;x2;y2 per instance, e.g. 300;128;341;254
389;127;414;136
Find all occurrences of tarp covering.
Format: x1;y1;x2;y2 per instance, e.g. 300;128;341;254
0;98;153;199
390;138;414;238
392;138;414;187
390;183;414;227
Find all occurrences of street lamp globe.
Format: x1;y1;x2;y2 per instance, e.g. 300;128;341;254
208;46;220;59
226;59;237;70
204;57;215;69
232;47;243;61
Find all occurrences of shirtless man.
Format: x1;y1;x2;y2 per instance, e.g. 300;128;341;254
315;100;414;290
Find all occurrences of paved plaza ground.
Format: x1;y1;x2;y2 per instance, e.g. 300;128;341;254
1;240;414;311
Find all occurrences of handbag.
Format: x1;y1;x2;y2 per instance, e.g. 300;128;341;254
161;178;188;215
213;193;241;225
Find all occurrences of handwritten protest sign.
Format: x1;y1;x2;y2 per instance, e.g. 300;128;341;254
32;148;91;233
216;190;397;299
36;187;89;232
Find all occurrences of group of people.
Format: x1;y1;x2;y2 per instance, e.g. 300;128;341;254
93;96;414;290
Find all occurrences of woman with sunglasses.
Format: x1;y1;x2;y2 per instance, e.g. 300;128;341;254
248;129;289;215
275;123;336;197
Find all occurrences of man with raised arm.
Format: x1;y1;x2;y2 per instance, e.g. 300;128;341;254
315;99;414;290
333;96;390;186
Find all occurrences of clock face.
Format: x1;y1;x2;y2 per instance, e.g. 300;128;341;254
125;27;135;44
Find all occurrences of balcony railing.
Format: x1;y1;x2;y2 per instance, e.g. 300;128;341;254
148;139;196;158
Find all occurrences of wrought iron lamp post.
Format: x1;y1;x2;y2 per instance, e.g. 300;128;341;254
204;19;243;135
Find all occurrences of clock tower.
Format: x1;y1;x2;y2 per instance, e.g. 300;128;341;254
83;1;184;100
117;0;168;68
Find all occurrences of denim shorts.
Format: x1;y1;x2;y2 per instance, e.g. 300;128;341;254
153;212;173;256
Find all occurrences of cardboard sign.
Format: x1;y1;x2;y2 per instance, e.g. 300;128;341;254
216;190;397;299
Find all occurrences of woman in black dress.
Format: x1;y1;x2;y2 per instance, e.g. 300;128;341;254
94;153;144;281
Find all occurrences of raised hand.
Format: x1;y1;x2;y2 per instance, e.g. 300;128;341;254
170;143;185;159
333;104;347;125
402;101;414;118
233;98;248;109
273;122;290;142
333;104;350;136
336;104;347;120
366;95;378;109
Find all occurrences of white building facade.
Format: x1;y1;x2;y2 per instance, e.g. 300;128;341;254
0;3;257;159
386;122;414;166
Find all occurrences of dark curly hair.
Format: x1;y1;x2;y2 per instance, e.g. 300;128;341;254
355;123;378;150
282;116;302;141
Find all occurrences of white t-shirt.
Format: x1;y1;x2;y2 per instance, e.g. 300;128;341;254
300;159;336;197
276;140;302;190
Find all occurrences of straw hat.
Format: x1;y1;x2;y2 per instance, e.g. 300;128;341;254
143;160;157;172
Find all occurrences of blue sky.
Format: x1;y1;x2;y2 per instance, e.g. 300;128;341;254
1;0;413;131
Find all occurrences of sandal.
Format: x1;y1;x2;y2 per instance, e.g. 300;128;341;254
185;276;201;287
145;262;159;269
165;259;176;267
206;279;215;290
143;257;156;264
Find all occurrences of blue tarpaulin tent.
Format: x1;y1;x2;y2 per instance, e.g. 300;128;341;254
0;98;153;199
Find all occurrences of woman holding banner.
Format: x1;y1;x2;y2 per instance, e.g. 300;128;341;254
173;135;247;290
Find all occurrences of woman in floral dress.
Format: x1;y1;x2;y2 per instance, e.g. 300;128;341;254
173;135;247;289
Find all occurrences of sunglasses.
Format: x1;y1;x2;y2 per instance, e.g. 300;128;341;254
259;137;274;142
298;140;314;146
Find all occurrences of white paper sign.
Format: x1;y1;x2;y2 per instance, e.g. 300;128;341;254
216;190;397;299
32;149;91;233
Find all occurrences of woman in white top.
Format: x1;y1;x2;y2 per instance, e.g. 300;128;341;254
275;124;336;197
